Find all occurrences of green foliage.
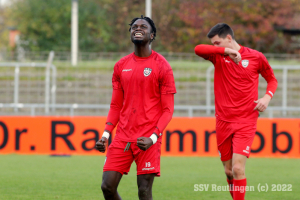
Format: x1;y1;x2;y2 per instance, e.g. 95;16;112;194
11;0;71;51
9;0;111;52
176;0;300;53
4;0;300;53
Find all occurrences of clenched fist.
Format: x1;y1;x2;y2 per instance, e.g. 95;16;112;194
95;137;108;153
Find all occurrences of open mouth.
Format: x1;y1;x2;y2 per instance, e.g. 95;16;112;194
134;32;143;37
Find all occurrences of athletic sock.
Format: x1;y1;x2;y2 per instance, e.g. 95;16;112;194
233;178;247;200
227;179;234;199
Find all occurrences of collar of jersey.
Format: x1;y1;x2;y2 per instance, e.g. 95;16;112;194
238;45;244;54
133;50;154;62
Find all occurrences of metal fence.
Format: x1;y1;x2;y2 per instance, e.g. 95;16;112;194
0;59;299;117
1;51;300;62
0;62;56;114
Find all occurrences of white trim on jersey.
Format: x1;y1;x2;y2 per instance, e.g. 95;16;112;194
268;91;274;97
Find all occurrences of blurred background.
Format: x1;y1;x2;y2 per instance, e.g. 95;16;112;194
0;0;299;117
1;1;300;199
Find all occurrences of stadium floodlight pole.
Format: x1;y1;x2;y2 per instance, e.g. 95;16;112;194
45;51;55;114
71;0;78;66
145;0;152;48
145;0;152;18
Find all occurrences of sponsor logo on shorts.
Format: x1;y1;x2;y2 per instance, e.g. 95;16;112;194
243;146;250;154
142;167;155;171
243;150;249;154
218;151;221;158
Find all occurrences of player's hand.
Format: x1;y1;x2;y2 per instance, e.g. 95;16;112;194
137;137;153;151
254;94;272;112
225;48;241;64
95;137;108;153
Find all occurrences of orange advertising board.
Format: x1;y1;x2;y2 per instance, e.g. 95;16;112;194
0;117;299;158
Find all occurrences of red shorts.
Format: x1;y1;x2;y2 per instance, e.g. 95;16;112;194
103;135;161;176
216;119;257;161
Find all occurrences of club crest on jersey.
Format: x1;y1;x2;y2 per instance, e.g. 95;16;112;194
242;60;249;68
143;68;152;77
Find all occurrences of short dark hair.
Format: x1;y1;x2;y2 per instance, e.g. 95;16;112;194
207;23;234;40
129;15;156;43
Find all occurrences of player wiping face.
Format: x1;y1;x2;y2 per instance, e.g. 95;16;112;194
194;22;278;200
211;34;242;64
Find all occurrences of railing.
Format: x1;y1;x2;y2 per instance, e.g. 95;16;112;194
0;103;300;118
1;51;300;62
0;61;299;118
0;62;57;114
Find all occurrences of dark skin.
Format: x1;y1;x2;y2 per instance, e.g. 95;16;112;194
95;19;158;200
130;19;154;57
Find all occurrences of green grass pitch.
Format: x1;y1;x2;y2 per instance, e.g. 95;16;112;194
0;155;299;199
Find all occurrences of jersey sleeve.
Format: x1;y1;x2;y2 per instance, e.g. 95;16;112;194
112;62;122;90
104;89;123;133
159;62;177;94
104;62;124;133
258;53;278;98
194;44;225;64
152;93;174;137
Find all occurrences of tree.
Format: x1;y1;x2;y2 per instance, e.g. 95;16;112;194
9;0;111;52
6;0;300;53
176;0;300;53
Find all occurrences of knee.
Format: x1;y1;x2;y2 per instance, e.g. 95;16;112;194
138;186;152;199
101;182;116;195
232;164;245;177
224;167;233;179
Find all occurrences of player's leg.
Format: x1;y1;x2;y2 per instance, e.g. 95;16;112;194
222;159;233;198
132;139;161;200
101;136;134;200
223;156;233;180
219;136;234;199
216;119;234;198
101;171;123;200
231;122;256;200
232;153;247;179
137;173;155;200
231;153;247;200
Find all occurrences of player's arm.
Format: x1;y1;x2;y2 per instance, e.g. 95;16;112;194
96;63;123;153
194;45;241;64
137;93;174;151
194;44;225;60
95;89;123;152
254;54;278;112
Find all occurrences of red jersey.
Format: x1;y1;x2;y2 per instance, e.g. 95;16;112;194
110;50;176;142
195;45;277;123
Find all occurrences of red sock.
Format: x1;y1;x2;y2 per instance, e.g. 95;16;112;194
227;179;234;199
233;178;247;200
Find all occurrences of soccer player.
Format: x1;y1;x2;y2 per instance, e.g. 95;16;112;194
95;15;176;200
194;23;278;200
